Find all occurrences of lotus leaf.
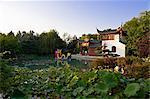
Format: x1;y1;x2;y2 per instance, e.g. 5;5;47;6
124;83;140;97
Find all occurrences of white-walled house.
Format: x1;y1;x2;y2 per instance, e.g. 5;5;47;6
97;27;127;57
79;27;127;57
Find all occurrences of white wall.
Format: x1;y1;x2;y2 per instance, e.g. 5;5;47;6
102;34;125;57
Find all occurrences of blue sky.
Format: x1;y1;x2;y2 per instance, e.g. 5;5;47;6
0;0;149;37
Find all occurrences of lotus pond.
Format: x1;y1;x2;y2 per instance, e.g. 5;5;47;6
12;56;93;70
1;56;149;99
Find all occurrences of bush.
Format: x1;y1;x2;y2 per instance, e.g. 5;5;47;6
124;61;149;79
116;57;127;67
126;56;144;65
90;56;150;79
0;61;14;97
116;56;149;79
90;57;116;69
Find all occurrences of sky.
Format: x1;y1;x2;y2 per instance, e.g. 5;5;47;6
0;0;149;38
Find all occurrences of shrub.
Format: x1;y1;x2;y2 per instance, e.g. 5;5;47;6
90;57;116;69
0;61;14;97
122;56;150;79
116;57;127;67
90;56;149;79
124;61;149;79
125;56;143;65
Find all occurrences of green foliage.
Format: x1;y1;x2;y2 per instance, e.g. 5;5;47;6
0;33;20;54
124;83;140;97
19;31;39;54
0;30;66;56
38;30;66;54
0;61;14;94
0;62;148;98
73;87;84;96
123;11;150;56
80;34;98;40
94;82;109;93
66;39;79;54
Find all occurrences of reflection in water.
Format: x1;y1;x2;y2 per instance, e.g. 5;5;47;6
84;61;87;65
54;59;91;68
81;59;92;65
18;59;92;70
55;60;70;66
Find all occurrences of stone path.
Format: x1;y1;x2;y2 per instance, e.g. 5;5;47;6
72;54;103;60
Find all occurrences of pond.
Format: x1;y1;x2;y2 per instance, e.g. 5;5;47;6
13;58;93;70
9;56;94;99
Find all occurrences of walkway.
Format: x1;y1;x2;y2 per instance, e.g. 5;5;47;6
72;54;103;60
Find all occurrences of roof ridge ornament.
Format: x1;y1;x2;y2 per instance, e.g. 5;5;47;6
96;28;100;33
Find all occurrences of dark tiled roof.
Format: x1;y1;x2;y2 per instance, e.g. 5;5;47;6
90;40;101;43
89;44;100;48
99;29;116;32
98;30;120;34
79;39;101;43
97;28;127;35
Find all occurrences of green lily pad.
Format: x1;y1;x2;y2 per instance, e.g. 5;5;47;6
124;83;140;97
95;82;109;93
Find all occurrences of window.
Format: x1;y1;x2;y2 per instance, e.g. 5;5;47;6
112;46;116;52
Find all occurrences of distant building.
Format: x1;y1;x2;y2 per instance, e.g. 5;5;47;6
98;27;127;57
79;27;127;57
79;39;101;56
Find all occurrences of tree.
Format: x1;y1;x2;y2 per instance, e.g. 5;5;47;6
66;35;79;54
17;30;39;54
1;29;66;56
0;32;20;55
0;33;6;52
137;32;150;57
123;11;150;56
38;30;66;55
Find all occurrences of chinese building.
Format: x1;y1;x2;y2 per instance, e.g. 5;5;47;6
79;27;127;57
